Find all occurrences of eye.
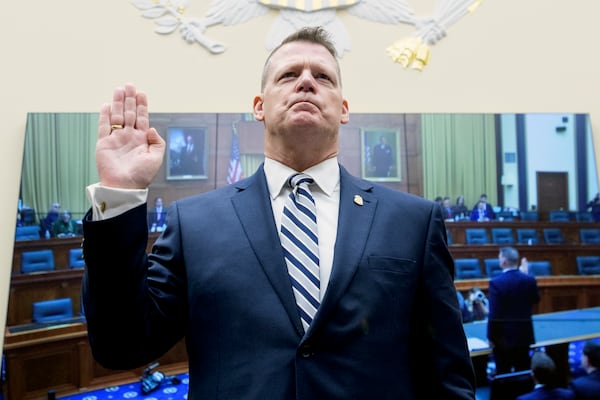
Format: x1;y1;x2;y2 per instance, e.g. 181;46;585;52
316;73;332;82
279;71;297;81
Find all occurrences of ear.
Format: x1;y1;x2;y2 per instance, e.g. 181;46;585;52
253;95;264;121
340;99;349;124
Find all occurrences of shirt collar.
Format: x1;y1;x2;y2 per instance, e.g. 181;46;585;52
264;156;339;200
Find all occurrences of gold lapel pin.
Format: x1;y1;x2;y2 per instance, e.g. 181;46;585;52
354;195;363;206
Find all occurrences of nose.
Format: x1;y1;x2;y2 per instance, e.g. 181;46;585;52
296;70;316;93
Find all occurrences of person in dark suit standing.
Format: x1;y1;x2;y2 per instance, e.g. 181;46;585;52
488;246;540;374
570;340;600;400
178;134;203;175
371;135;393;177
516;351;574;400
81;27;476;399
147;196;167;232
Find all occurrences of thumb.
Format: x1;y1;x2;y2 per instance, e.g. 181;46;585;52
146;128;166;152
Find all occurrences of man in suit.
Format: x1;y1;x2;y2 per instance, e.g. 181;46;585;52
147;196;167;232
471;193;495;220
570;340;600;399
516;351;574;400
488;246;540;374
82;27;475;399
178;134;203;175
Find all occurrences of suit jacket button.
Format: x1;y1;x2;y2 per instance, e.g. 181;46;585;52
300;345;314;358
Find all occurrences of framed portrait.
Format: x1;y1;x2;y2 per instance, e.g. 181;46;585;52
167;126;208;180
360;128;401;182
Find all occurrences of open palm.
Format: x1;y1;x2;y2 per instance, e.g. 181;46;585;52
96;84;166;189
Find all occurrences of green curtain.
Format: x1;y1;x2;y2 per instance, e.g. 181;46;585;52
422;114;497;209
240;154;264;178
21;113;99;221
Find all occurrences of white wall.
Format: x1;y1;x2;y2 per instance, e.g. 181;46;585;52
500;114;519;209
2;0;600;347
525;114;577;209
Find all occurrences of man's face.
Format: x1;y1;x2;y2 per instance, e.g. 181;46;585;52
253;41;349;151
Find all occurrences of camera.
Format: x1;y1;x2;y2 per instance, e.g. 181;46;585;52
140;362;181;395
468;288;486;303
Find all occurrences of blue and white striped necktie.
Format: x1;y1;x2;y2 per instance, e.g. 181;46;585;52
280;173;320;332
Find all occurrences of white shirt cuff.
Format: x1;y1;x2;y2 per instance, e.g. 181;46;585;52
86;183;148;221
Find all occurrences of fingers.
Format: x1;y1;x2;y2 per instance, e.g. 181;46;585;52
135;91;150;132
98;104;112;139
100;83;154;138
110;86;125;127
123;83;137;128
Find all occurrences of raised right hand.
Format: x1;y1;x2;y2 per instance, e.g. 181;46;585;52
96;83;166;189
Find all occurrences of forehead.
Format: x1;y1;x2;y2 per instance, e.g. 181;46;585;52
267;41;338;74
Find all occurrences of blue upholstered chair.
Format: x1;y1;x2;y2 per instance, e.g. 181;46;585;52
519;211;539;222
576;256;600;275
491;228;514;244
543;228;565;244
454;258;483;279
495;211;515;221
527;261;552;276
446;229;452;245
580;228;600;244
549;210;570;222
32;298;73;323
15;225;41;241
575;212;594;222
484;258;502;278
516;228;539;245
20;249;55;274
68;248;85;269
465;228;489;245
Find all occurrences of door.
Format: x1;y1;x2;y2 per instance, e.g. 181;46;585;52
536;171;568;212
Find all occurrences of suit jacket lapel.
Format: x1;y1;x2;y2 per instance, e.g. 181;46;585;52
309;166;377;335
230;165;305;336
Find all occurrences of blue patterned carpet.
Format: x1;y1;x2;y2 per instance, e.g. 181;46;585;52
58;373;189;400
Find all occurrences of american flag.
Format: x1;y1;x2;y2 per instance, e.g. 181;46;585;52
227;125;243;184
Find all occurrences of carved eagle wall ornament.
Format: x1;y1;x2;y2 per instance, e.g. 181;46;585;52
132;0;483;71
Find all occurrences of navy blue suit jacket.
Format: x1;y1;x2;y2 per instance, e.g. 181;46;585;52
487;269;540;348
82;164;475;399
516;386;575;400
570;370;600;400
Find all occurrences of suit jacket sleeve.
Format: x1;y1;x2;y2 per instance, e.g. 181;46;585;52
82;204;187;369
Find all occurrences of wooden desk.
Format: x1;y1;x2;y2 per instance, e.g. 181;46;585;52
3;321;187;400
445;220;597;246
449;243;600;276
455;275;600;315
8;269;84;326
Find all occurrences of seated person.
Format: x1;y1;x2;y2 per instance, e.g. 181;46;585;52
41;202;61;234
148;196;167;232
452;195;469;219
51;210;78;238
472;194;495;220
470;200;493;221
441;196;454;220
517;351;574;400
570;340;600;399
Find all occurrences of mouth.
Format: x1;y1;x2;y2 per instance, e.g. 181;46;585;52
290;99;319;111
